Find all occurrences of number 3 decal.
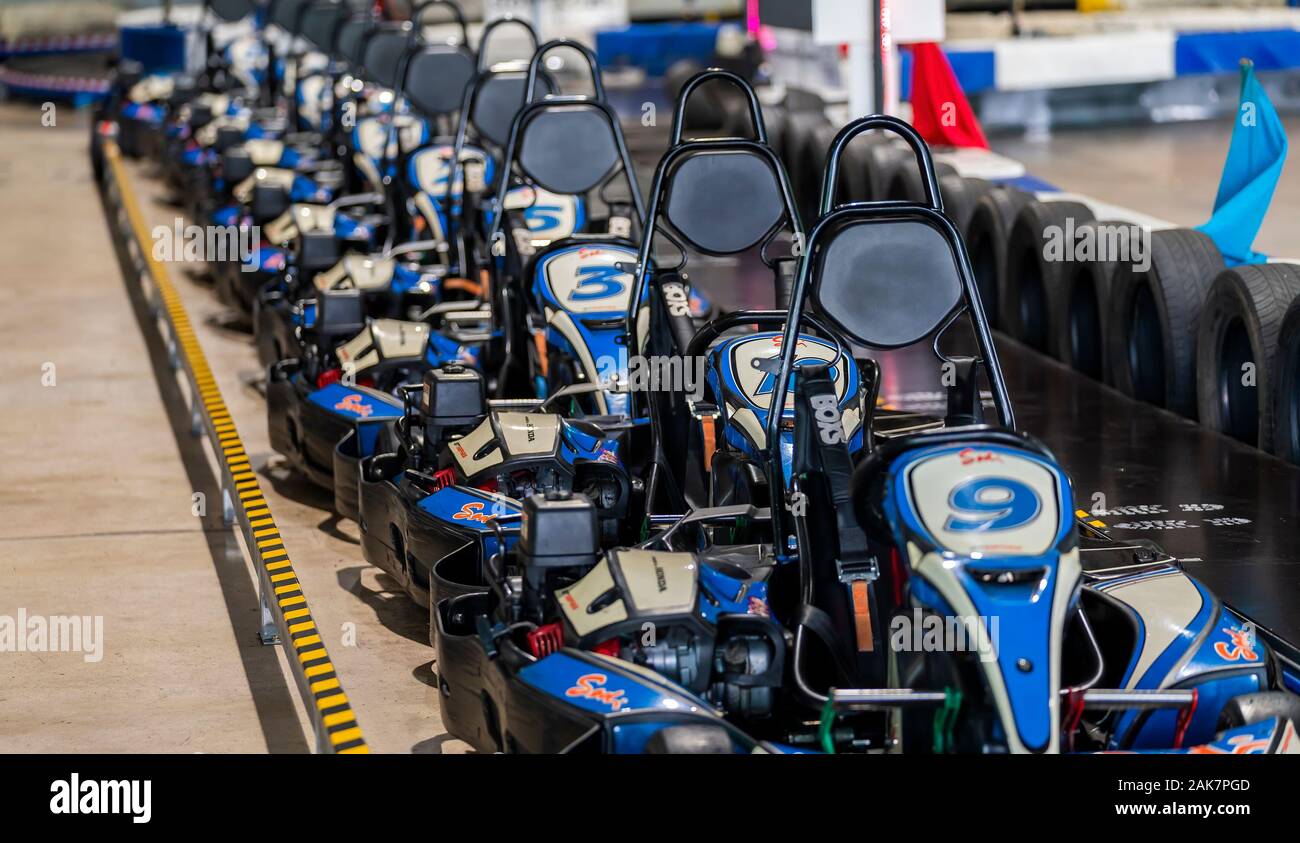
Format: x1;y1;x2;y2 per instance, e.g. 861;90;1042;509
570;264;627;302
945;477;1041;532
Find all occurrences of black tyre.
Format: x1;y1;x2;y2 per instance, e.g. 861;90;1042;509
862;137;911;202
794;120;837;225
761;103;787;160
781;112;829;223
830;128;873;206
1052;219;1127;381
1196;264;1300;449
1003;199;1095;354
885;159;957;205
939;175;995;238
1105;228;1225;418
963;185;1033;331
1272;294;1300;463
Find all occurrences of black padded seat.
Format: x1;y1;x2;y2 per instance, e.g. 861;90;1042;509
517;105;620;196
812;215;964;349
664;150;786;255
404;45;475;117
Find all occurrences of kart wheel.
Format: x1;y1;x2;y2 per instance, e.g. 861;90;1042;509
885;159;957;206
1050;219;1124;381
644;724;735;754
1003;199;1095;354
1105;228;1225;418
1273;294;1300;464
1196;264;1300;450
963;185;1033;331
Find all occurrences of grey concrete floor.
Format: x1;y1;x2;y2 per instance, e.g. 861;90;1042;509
992;114;1300;258
0;100;467;753
0;101;293;752
125;148;468;754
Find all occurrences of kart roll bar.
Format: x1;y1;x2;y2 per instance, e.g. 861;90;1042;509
762;115;1015;548
475;15;541;72
412;0;471;47
442;16;542;269
831;687;1197;711
626;69;803;515
669;67;768;145
524;38;606;104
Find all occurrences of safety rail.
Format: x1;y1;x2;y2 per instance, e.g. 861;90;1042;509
96;133;368;754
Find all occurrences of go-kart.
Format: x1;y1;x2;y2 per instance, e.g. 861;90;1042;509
765;115;1300;754
267;31;651;503
424;106;1300;754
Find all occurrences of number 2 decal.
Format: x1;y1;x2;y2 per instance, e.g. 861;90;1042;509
570;264;627;302
945;477;1041;532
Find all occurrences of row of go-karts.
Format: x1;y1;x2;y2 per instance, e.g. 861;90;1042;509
101;0;1300;754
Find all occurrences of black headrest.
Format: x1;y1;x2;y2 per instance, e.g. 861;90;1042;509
403;44;475;117
300;1;349;52
335;17;371;64
810;214;963;349
517;104;620;196
362;23;412;90
269;0;312;29
664;149;786;254
211;0;257;23
471;73;535;148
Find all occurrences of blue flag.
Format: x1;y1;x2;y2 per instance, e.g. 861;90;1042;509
1197;61;1288;264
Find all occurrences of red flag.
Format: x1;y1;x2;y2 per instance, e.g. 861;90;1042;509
908;42;989;150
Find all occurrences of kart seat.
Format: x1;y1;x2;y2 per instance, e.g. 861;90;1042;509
707;330;862;458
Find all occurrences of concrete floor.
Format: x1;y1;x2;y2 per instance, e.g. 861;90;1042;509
0;101;292;752
0;100;465;753
125;145;467;754
993;114;1300;259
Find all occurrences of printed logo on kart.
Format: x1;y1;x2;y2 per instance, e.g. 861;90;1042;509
661;281;691;318
1213;626;1260;662
1186;733;1271;755
333;393;373;418
958;448;1003;466
452;502;495;524
809;393;844;446
729;334;843;412
565;673;627;711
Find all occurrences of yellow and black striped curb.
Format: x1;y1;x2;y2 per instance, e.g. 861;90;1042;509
1076;509;1107;529
102;138;368;754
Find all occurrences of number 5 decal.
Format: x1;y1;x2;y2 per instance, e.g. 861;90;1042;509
945;477;1041;532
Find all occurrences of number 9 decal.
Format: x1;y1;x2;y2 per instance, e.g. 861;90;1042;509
945;477;1041;533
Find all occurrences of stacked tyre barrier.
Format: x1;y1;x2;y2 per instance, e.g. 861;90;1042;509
770;97;1300;464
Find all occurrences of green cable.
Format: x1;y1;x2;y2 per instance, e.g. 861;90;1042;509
931;687;962;754
818;696;837;754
